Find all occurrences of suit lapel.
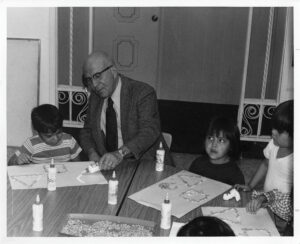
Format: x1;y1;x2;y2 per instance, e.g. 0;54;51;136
97;97;104;132
98;96;107;154
120;75;130;142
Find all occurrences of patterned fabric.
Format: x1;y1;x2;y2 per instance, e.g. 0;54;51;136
252;189;292;222
18;132;82;163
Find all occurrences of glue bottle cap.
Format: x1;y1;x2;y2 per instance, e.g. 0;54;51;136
36;194;40;204
159;142;163;148
164;193;170;203
50;158;55;168
112;171;116;179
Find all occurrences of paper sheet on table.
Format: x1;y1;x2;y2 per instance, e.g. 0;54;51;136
7;161;108;190
169;222;186;236
128;170;231;218
201;207;280;236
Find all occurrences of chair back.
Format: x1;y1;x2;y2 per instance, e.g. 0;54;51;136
162;132;172;149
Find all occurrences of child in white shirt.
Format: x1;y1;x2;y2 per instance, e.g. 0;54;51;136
236;100;293;235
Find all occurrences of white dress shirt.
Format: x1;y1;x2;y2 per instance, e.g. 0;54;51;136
100;77;124;149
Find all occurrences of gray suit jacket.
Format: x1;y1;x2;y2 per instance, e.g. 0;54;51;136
80;74;173;165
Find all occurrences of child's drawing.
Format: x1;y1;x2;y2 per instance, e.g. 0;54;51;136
129;170;231;218
8;161;107;190
10;173;42;188
201;207;280;236
180;189;209;203
239;227;272;236
158;182;178;190
43;163;68;174
209;207;241;225
177;173;204;187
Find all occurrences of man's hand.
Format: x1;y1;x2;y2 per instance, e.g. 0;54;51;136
88;150;101;163
16;153;31;165
98;151;123;170
246;195;266;213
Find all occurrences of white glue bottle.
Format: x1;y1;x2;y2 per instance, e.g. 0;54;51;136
160;193;172;230
32;194;43;232
155;142;165;172
108;171;118;205
47;158;56;191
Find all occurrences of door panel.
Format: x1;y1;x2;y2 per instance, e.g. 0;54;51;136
158;7;249;104
93;7;160;89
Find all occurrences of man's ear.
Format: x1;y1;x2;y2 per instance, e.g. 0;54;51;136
111;66;118;79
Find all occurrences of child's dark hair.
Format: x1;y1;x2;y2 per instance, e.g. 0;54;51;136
31;104;63;134
271;100;293;138
177;216;235;236
207;116;241;160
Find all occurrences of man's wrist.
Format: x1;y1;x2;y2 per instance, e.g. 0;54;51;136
118;146;132;159
88;148;97;155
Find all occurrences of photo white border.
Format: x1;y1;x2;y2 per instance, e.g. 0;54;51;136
1;1;299;244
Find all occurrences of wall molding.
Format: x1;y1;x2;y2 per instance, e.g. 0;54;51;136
113;7;140;23
113;35;138;71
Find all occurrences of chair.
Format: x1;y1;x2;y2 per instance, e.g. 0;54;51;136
162;132;172;149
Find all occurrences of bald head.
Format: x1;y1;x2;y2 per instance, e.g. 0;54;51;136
82;51;118;98
83;51;113;75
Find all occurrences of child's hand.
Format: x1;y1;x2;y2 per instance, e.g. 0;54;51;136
234;184;252;192
246;195;266;213
16;153;31;165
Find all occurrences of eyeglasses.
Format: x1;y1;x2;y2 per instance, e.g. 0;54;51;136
82;65;113;87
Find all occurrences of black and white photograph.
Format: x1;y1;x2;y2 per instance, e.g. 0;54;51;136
1;0;299;243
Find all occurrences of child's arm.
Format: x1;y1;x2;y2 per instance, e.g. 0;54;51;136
246;189;292;221
16;152;32;165
8;153;18;165
9;150;31;165
247;159;268;189
70;154;81;162
235;159;268;191
246;194;267;213
69;136;83;162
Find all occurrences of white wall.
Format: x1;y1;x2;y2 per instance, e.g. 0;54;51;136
7;39;40;146
7;7;57;105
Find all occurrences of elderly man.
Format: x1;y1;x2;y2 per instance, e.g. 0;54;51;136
80;51;172;170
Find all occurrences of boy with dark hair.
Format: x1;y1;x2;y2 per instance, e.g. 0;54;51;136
236;100;293;235
9;104;82;165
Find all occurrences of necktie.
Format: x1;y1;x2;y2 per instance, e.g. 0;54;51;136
106;97;118;152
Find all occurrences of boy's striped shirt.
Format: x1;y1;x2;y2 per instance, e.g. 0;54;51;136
19;133;82;163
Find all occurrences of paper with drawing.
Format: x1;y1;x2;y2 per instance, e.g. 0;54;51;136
128;170;231;218
201;207;280;236
7;161;107;190
169;222;186;236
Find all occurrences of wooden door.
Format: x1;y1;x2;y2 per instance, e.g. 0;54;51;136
93;7;161;89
